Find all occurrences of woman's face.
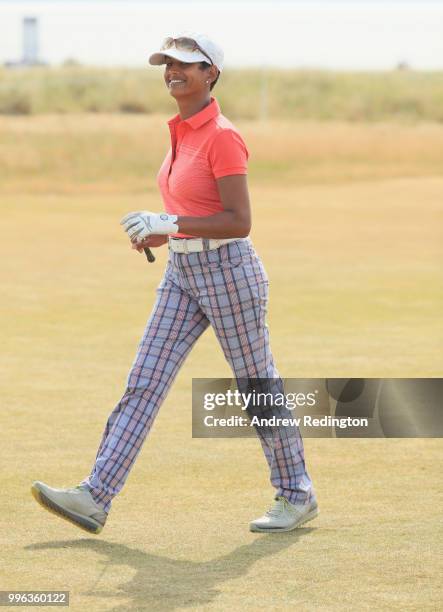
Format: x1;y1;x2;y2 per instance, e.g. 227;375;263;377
163;57;214;99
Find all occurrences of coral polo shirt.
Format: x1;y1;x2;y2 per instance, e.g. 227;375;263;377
157;96;249;238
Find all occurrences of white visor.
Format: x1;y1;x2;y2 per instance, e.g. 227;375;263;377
149;48;212;66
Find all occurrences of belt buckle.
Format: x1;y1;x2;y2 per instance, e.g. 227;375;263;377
182;239;189;254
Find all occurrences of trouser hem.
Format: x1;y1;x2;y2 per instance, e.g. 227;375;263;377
79;480;112;514
276;487;316;506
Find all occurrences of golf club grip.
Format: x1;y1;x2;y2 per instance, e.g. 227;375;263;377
143;247;155;263
144;247;155;263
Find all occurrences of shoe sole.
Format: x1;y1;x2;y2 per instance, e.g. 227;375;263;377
249;507;319;533
31;484;103;535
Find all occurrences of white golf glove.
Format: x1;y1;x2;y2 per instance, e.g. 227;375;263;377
120;210;179;242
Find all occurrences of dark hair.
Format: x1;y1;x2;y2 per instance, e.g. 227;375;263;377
199;61;220;91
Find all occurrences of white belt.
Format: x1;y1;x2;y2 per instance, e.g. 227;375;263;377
168;237;244;254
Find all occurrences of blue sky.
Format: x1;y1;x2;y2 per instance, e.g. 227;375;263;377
1;1;442;69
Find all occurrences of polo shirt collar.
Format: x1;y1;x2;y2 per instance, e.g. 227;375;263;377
168;97;220;130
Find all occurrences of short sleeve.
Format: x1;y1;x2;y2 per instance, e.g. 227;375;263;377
208;129;249;179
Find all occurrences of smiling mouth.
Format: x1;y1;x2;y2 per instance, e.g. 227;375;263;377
168;80;186;88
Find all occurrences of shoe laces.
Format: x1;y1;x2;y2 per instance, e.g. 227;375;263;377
265;496;288;518
62;485;87;494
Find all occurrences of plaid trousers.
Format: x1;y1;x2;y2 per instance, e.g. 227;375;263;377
81;238;314;514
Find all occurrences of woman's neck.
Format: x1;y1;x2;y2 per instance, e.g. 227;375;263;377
177;96;212;120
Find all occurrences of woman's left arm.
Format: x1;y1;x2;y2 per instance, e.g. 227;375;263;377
176;174;251;238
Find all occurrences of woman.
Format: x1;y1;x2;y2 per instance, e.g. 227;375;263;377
31;33;318;535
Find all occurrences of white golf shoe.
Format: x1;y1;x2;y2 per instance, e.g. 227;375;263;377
31;481;107;534
250;496;318;533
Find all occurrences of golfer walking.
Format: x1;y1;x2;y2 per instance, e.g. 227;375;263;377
31;32;318;534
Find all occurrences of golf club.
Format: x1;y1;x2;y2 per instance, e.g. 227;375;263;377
144;247;155;263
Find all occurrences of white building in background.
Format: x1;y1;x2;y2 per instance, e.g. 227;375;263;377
23;17;39;64
4;16;47;67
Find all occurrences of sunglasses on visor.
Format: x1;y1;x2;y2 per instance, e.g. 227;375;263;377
161;37;213;66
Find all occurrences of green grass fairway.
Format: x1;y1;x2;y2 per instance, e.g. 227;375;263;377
1;116;442;610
